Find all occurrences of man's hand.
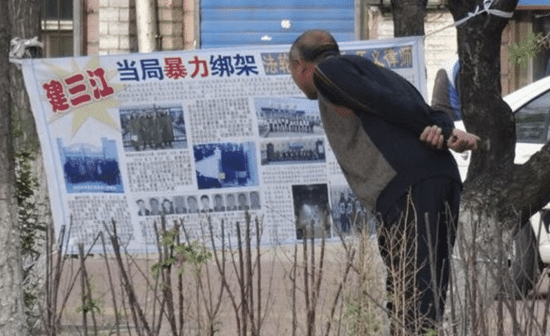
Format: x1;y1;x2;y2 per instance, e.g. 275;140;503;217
420;126;480;152
447;128;480;153
420;125;444;149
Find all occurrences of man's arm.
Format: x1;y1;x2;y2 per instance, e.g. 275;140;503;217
420;126;480;152
315;56;455;141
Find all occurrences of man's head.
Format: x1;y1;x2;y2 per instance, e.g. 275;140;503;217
200;195;210;209
136;199;146;209
174;196;185;210
226;194;236;208
149;198;159;211
250;191;260;208
289;30;340;99
214;194;223;208
238;193;248;207
187;196;198;212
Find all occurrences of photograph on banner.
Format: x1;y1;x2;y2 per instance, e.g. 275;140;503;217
59;137;124;193
260;138;326;165
134;189;262;217
193;142;259;190
134;196;177;216
119;103;188;152
329;185;377;236
255;96;323;138
292;183;331;240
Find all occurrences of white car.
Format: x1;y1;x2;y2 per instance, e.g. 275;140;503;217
452;76;550;296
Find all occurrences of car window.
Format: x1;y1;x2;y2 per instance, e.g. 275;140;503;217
515;90;550;144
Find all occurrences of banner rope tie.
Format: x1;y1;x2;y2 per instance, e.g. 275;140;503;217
454;0;514;27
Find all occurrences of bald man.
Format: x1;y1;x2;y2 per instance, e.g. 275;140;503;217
289;30;479;334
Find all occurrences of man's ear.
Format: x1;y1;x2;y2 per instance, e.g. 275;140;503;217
295;59;307;73
290;58;302;72
301;62;310;74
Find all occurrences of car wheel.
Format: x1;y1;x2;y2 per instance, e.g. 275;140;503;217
502;222;541;299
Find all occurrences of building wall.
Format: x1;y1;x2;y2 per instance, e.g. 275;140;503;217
89;0;191;55
87;0;100;54
158;0;184;50
97;0;137;55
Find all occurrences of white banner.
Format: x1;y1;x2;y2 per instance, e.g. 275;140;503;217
21;36;426;253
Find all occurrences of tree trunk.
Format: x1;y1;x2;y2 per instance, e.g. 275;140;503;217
390;0;428;37
442;0;550;334
0;0;27;334
9;0;50;332
9;0;42;150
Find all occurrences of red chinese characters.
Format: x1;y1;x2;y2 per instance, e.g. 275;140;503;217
164;57;188;79
64;73;91;106
189;56;209;78
42;80;70;113
43;67;115;113
87;67;115;99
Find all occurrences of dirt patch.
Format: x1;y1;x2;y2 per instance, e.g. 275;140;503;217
51;238;387;336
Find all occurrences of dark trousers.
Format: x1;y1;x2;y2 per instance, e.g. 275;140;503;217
378;176;461;335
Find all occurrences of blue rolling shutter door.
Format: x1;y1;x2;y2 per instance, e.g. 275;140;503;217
201;0;355;48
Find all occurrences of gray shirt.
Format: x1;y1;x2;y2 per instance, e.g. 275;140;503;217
318;94;396;212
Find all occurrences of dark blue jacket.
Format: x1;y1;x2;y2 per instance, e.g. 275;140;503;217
313;55;461;216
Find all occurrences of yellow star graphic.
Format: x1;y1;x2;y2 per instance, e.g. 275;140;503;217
69;97;119;134
43;56;124;136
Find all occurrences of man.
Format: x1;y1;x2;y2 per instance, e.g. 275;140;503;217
160;111;175;148
432;55;461;120
149;198;161;216
187;196;199;214
250;191;261;210
136;199;150;216
161;198;174;215
128;113;141;151
289;30;479;334
237;193;249;211
138;112;149;150
174;195;187;214
334;192;350;234
226;193;237;211
200;195;213;213
213;194;225;212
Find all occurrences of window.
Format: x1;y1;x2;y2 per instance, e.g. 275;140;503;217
515;90;550;143
42;31;73;57
43;0;72;21
42;0;73;57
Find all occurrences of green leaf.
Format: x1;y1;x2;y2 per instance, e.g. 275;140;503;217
509;32;545;68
